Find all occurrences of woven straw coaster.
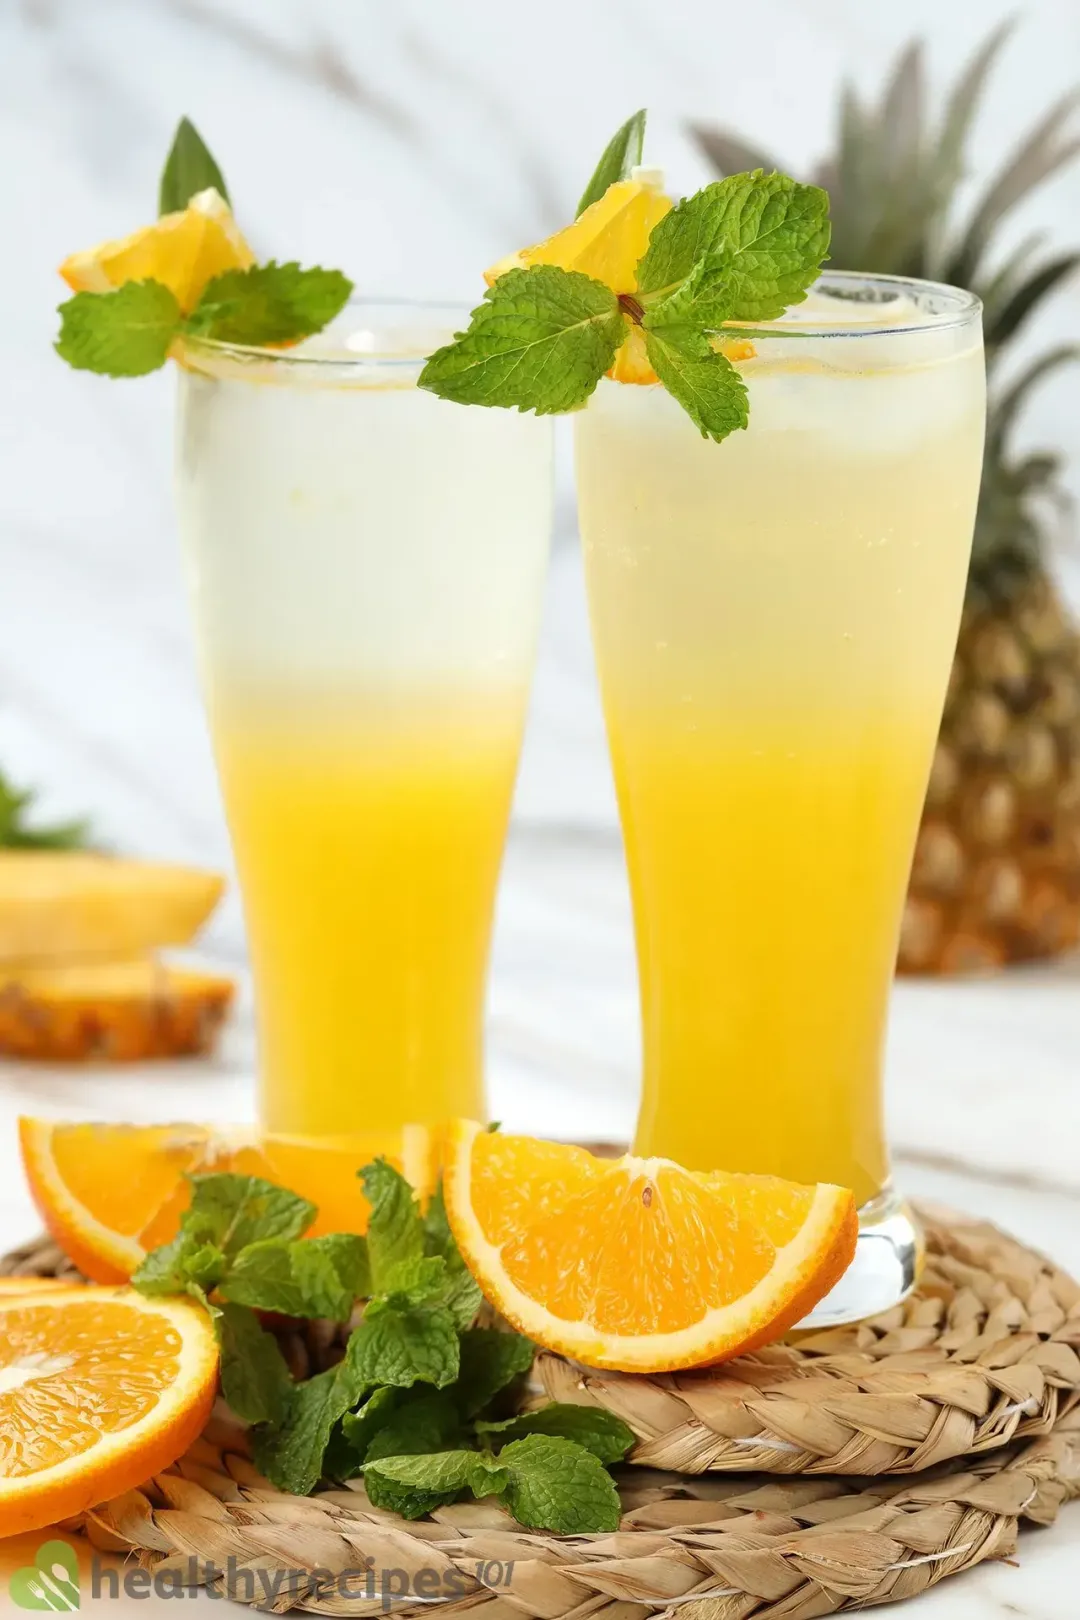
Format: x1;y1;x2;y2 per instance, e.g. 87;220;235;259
65;1407;1080;1617
4;1211;1080;1614
537;1204;1080;1477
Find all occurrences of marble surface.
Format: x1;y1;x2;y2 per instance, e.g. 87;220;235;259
2;0;1080;1612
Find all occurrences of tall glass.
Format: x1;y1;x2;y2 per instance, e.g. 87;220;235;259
576;273;984;1321
176;302;553;1142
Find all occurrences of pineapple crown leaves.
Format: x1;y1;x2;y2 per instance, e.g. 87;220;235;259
690;23;1080;582
688;21;1080;360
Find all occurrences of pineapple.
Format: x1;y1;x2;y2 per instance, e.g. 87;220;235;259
692;23;1080;971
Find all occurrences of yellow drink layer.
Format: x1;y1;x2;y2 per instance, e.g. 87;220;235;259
213;695;522;1139
577;295;985;1206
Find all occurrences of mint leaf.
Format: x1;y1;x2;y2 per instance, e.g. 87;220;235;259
379;1254;447;1306
133;1232;225;1300
215;1303;293;1427
643;327;749;442
347;1300;459;1390
184;1173;315;1255
577;109;647;215
364;1437;621;1533
159;116;230;214
332;1387;400;1478
636;172;830;320
477;1403;636;1464
219;1233;369;1321
495;1435;622;1534
254;1357;366;1495
363;1450;495;1520
419;267;626;414
184;262;352;347
423;1178;483;1330
362;1390;464;1463
456;1327;535;1417
56;281;181;377
362;1159;425;1289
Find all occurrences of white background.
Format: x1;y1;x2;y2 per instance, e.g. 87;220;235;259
1;3;1079;1610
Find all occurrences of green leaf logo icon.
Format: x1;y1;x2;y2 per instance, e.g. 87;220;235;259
9;1540;80;1610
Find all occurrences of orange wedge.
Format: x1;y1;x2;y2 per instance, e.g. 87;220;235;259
60;187;253;313
444;1121;857;1372
19;1119;442;1284
485;177;672;385
0;1286;217;1537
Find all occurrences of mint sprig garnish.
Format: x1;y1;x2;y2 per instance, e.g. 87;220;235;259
56;264;353;377
577;108;647;216
134;1158;635;1534
418;266;626;414
55;116;354;378
419;128;831;443
159;116;230;214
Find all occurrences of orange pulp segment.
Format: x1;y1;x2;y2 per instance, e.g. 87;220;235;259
0;1287;217;1537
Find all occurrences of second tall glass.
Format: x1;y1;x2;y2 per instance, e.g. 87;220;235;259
576;273;985;1320
177;302;553;1142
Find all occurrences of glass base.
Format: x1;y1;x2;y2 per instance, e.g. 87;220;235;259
796;1184;923;1329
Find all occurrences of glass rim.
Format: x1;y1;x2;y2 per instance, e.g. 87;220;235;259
718;270;982;340
178;296;472;371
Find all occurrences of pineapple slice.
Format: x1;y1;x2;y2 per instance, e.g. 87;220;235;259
0;854;225;963
0;957;235;1061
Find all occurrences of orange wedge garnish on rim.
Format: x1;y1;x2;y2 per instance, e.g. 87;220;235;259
444;1120;857;1372
59;186;253;314
485;176;672;385
19;1119;442;1284
0;1286;217;1537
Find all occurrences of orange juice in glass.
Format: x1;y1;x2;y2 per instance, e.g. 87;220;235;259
176;302;552;1143
576;273;984;1321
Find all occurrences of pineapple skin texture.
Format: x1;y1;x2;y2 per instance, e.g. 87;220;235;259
900;574;1080;973
0;962;234;1061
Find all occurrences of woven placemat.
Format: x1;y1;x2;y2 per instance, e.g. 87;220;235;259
64;1405;1080;1617
537;1204;1080;1476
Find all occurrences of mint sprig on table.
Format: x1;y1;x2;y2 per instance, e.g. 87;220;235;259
419;113;831;442
133;1158;634;1533
55;118;353;377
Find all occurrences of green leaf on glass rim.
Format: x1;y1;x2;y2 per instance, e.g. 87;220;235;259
418;266;627;415
184;262;353;347
159;116;231;214
55;281;181;377
577;108;647;215
477;1402;636;1464
642;326;749;442
636;172;831;320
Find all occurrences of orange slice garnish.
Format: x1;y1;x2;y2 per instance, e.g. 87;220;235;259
0;1286;217;1537
19;1119;442;1283
59;187;253;313
444;1120;856;1372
